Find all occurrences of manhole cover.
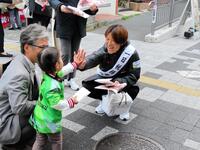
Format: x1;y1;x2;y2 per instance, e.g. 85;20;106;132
94;132;165;150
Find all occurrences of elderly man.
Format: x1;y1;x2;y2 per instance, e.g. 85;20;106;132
0;24;49;150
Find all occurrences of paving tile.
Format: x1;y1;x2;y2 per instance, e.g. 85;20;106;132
153;124;176;139
150;99;178;113
166;58;177;63
142;71;162;79
65;109;99;126
156;59;189;72
178;78;200;89
131;99;152;111
159;74;183;84
170;108;192;122
170;128;190;144
180;51;200;59
164;117;194;132
140;106;170;123
195;118;200;128
188;127;200;143
137;87;165;102
131;116;163;134
182;113;200;126
172;55;195;61
62;103;85;117
149;134;181;150
160;90;200;111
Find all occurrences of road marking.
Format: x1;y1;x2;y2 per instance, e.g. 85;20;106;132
184;139;200;150
62;118;85;133
140;76;200;97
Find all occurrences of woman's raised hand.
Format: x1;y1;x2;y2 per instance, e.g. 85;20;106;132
73;49;86;66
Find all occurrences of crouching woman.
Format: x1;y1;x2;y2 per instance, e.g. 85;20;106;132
79;24;141;121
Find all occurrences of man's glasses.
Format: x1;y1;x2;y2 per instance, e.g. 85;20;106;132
30;44;49;49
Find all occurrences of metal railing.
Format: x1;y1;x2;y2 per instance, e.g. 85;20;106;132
150;0;188;35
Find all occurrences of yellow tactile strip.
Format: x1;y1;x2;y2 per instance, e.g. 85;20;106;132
140;76;200;97
5;43;20;52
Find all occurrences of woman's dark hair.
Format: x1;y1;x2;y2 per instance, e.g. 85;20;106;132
104;24;128;45
38;47;60;74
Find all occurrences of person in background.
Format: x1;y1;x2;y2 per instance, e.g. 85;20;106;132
27;0;52;28
7;4;22;30
49;0;98;91
0;24;49;150
0;0;13;57
79;24;141;121
29;47;85;150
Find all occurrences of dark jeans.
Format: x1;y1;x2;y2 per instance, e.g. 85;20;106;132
0;10;4;53
2;116;36;150
82;74;140;100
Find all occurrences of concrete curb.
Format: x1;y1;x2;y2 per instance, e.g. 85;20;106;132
87;11;142;31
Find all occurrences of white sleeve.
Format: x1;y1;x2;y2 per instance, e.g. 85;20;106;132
61;63;75;76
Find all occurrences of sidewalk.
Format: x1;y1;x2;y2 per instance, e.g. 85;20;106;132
1;11;200;150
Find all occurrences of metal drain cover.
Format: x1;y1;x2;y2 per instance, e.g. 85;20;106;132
94;132;165;150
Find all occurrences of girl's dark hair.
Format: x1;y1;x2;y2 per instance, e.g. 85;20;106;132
38;47;60;74
104;24;128;45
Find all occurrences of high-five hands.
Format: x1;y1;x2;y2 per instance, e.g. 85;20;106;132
73;49;86;66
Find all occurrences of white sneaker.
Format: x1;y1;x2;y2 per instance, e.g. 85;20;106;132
69;78;80;91
95;101;105;114
64;79;70;87
119;112;129;121
64;79;80;91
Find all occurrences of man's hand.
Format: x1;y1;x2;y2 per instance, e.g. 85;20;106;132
60;5;73;13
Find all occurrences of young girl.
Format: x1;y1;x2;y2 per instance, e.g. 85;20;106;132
29;47;85;150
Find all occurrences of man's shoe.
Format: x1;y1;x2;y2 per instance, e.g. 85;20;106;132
8;27;15;30
95;102;105;114
119;112;129;121
0;52;13;57
17;27;21;30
